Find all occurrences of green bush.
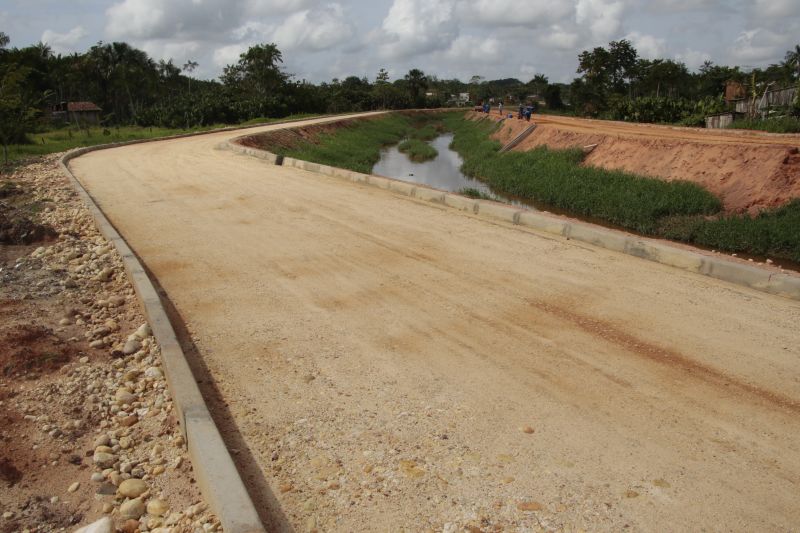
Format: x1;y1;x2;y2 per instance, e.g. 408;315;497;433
609;96;726;125
727;116;800;133
398;138;437;161
660;201;800;261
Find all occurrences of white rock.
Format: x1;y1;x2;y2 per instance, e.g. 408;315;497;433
93;452;116;468
118;478;148;498
144;367;163;379
147;498;169;517
115;388;136;404
123;339;141;356
134;323;151;339
119;498;146;519
74;517;113;533
95;267;114;282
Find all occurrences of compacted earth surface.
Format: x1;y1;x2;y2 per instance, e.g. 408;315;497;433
0;156;217;532
67;116;800;532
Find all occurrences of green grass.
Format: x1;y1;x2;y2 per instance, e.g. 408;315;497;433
2;113;322;165
727;116;800;133
459;187;493;200
398;138;438;161
659;200;800;261
278;114;433;174
443;113;721;233
408;124;440;141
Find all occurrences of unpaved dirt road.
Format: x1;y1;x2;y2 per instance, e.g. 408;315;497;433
70;114;800;532
534;114;800;146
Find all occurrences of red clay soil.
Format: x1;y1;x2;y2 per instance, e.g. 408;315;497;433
478;111;800;214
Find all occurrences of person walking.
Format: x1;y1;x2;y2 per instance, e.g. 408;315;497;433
499;102;504;116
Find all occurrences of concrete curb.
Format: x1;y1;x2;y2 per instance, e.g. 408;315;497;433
225;136;800;301
54;126;323;531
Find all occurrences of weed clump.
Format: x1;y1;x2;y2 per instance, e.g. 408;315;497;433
398;138;437;161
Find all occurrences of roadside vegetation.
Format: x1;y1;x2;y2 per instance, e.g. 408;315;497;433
443;113;721;233
1;114;320;165
278;114;415;174
459;187;493;200
727;116;800;134
275;113;444;173
443;113;800;262
660;201;800;261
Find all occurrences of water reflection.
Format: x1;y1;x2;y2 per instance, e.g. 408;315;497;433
372;134;499;197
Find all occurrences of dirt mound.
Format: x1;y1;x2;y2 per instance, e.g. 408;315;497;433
238;118;362;151
0;202;58;244
477;112;800;214
0;322;74;377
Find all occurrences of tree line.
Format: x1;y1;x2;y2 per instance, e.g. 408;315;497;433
1;29;799;142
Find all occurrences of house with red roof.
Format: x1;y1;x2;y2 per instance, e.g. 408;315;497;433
52;101;102;125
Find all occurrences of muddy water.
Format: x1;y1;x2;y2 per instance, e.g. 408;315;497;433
372;134;500;198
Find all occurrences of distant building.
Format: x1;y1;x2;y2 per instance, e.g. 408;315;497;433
52;101;102;125
724;81;745;104
447;92;471;107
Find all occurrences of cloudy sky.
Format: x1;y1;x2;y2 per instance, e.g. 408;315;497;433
2;0;799;83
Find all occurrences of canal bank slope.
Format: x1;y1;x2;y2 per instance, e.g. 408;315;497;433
483;111;800;214
70;114;800;531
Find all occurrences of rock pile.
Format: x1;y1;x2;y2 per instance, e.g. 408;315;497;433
0;155;221;532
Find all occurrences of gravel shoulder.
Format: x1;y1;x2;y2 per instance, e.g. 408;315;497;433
69;116;800;532
0;156;219;532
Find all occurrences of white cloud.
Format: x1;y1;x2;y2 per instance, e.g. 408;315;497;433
749;0;795;21
41;26;87;54
730;28;787;63
537;25;580;51
213;43;249;69
273;4;354;52
575;0;625;42
675;48;711;69
625;31;666;59
443;35;502;63
139;40;202;65
379;0;459;58
458;0;573;27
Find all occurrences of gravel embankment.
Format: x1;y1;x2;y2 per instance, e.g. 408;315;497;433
0;155;220;532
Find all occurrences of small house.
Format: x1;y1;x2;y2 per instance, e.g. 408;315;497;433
52;101;102;125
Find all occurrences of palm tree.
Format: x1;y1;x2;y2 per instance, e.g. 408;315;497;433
404;68;427;107
786;45;800;79
183;60;198;94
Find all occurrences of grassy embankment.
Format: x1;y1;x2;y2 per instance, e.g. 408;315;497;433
443;113;800;262
2;113;321;166
278;113;442;173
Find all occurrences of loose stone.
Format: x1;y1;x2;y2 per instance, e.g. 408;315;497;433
118;478;148;498
119;498;146;520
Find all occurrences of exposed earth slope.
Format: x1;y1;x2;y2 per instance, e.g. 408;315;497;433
486;112;800;213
